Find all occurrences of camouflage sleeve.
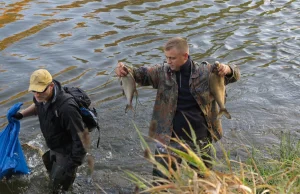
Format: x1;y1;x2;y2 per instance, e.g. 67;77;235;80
132;64;162;89
225;64;240;85
202;61;240;85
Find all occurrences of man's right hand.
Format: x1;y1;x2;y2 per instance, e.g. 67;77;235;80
115;62;129;77
7;102;23;122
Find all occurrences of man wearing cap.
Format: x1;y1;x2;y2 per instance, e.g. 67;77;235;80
12;69;87;193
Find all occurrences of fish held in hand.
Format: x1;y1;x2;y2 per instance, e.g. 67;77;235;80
209;61;231;119
120;70;137;113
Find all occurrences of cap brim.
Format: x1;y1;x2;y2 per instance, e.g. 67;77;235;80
28;84;48;92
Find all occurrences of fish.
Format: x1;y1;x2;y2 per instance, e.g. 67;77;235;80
209;61;231;119
120;70;137;113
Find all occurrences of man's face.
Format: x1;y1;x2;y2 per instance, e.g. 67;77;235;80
32;83;53;103
164;48;188;71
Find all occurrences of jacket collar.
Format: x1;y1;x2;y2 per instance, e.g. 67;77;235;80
50;82;58;104
190;60;200;78
49;80;64;104
178;56;191;75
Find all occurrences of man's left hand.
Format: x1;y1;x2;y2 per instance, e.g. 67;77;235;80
217;63;232;76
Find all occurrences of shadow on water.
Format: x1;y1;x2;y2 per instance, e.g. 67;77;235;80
0;0;299;193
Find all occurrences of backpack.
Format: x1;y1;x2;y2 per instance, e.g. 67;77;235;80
63;86;100;147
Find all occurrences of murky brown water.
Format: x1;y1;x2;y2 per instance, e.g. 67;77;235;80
0;0;299;193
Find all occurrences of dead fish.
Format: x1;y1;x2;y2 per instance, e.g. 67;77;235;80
120;71;137;113
209;61;231;119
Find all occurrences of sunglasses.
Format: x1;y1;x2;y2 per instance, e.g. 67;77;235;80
32;84;51;94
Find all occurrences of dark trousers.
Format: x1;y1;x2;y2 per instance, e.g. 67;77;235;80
42;150;77;193
152;139;212;181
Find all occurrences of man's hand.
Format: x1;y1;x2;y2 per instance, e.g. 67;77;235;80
217;63;232;76
12;112;23;120
115;62;129;77
7;102;23;122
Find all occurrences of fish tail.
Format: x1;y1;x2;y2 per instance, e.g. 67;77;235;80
217;108;231;119
125;104;134;113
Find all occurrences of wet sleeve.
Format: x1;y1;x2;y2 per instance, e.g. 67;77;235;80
133;64;161;88
60;103;87;167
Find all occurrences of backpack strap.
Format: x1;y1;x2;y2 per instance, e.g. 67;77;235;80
52;93;73;118
95;117;100;148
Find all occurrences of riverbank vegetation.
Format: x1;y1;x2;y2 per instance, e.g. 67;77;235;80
127;125;300;193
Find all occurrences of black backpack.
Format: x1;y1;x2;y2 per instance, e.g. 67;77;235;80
63;86;100;147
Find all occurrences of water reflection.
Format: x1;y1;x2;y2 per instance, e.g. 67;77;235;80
0;0;31;28
0;18;70;51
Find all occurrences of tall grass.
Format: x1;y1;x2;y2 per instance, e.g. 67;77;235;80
126;124;300;194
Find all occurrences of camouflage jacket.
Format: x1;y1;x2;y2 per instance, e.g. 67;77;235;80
132;60;240;144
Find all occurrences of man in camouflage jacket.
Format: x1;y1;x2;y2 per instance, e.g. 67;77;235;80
116;37;240;179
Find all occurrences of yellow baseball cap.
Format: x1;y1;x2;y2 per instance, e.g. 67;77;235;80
28;69;53;92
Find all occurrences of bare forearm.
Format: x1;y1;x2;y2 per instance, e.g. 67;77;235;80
20;103;37;117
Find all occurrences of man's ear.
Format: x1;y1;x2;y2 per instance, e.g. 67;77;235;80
184;52;189;60
49;82;55;89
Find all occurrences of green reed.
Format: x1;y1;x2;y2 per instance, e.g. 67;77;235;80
125;123;299;194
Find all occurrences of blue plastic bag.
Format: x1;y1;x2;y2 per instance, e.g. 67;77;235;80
0;102;30;179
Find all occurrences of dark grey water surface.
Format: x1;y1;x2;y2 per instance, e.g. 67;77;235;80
0;0;299;193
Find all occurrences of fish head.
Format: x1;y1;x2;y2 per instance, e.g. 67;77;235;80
124;64;133;74
211;61;221;74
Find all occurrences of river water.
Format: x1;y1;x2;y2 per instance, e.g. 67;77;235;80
0;0;299;193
